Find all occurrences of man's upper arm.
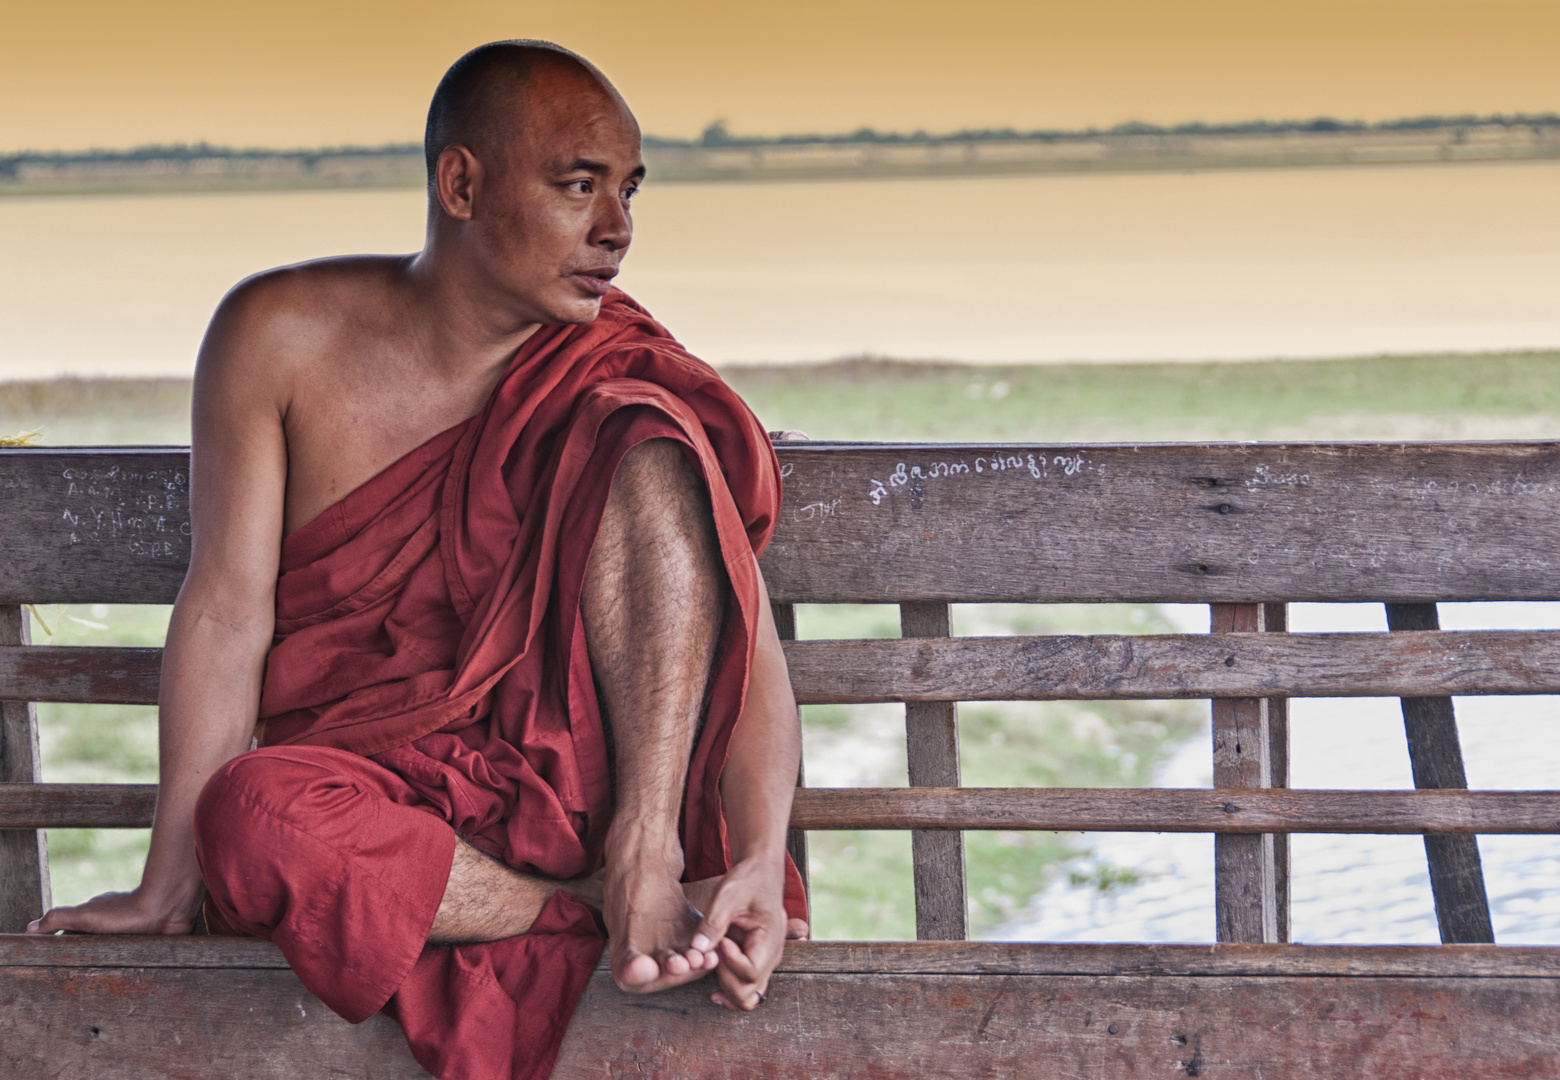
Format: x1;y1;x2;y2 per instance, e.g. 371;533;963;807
183;277;293;620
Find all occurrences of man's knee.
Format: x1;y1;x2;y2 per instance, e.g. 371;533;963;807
193;747;380;928
612;438;708;512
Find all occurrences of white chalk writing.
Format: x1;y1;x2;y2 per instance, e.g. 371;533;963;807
57;462;189;559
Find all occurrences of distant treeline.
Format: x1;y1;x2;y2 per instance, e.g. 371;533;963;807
7;112;1559;174
672;112;1560;149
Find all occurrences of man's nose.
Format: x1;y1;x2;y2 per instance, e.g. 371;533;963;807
594;194;632;250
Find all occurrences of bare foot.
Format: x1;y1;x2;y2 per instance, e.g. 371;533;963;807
602;850;718;993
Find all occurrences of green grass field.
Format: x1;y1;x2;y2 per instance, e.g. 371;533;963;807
8;348;1559;937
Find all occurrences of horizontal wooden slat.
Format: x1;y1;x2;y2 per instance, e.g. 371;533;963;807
785;630;1560;702
1;783;157;828
16;628;1560;706
4;957;1558;1079
790;787;1560;834
12;443;1560;604
10;782;1560;834
5;935;1560;978
0;647;160;704
0;449;190;605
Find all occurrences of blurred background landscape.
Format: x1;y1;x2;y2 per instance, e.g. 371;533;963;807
5;0;1559;944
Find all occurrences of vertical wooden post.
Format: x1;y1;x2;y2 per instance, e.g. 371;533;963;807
1263;601;1291;944
1210;603;1278;943
900;601;968;941
0;604;50;932
773;601;809;901
1384;602;1494;943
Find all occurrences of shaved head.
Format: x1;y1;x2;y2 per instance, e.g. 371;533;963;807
424;40;630;190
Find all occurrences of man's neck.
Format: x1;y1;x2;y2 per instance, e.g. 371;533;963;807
402;245;544;380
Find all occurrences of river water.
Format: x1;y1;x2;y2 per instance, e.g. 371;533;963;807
2;160;1558;379
992;602;1560;945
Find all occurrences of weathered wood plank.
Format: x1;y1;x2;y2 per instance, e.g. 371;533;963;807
16;629;1560;705
556;970;1559;1080
783;629;1560;702
0;645;161;704
900;602;968;942
0;449;190;605
19;629;1560;705
0;606;49;933
4;953;1559;1079
14;443;1560;605
1386;601;1495;944
1211;603;1278;944
0;782;159;828
765;441;1560;603
13;782;1560;834
0;964;431;1079
773;601;810;901
7;935;1560;978
1264;601;1292;944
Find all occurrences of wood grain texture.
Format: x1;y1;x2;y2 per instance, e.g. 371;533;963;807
900;602;968;942
4;948;1560;1080
773;601;810;901
1263;601;1292;944
0;606;48;933
787;787;1560;834
1386;602;1495;944
0;449;190;605
16;443;1560;605
0;964;431;1080
8;935;1560;979
0;646;161;704
13;782;1560;833
783;629;1560;702
24;629;1560;705
554;971;1560;1080
1211;604;1278;944
763;441;1560;604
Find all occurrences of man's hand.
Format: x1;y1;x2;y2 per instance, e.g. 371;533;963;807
27;884;202;937
688;856;805;1011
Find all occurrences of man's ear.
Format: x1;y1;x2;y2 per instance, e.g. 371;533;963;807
435;145;481;221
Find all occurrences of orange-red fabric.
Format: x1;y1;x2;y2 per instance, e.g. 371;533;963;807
197;292;804;1080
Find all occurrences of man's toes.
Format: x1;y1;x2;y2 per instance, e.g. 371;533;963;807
659;950;691;977
615;952;662;990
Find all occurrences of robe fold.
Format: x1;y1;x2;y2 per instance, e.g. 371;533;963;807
192;291;805;1080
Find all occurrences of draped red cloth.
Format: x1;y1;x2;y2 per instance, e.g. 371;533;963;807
193;291;803;1080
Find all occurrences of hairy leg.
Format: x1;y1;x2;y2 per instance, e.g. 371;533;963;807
582;438;727;992
427;840;601;945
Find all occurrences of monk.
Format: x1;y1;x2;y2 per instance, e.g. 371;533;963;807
27;40;808;1080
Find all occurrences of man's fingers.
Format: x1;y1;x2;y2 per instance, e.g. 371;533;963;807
717;935;759;982
27;906;78;935
691;887;740;952
713;957;765;1011
786;917;810;940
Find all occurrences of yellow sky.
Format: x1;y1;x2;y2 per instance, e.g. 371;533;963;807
5;0;1558;153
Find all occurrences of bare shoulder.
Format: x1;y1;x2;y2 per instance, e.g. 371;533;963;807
199;256;404;387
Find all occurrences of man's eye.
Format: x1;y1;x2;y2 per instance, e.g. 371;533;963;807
567;180;592;194
622;186;640;201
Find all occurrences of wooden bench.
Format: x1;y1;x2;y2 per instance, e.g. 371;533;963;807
4;441;1560;1078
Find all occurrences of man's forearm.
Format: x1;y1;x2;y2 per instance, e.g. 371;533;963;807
140;593;274;916
720;578;801;867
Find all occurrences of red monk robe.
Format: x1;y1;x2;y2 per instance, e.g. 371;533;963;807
191;290;806;1080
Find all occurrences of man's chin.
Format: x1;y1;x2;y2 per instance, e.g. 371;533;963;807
526;296;603;328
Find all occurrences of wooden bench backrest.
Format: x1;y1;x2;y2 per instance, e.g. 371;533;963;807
5;442;1560;942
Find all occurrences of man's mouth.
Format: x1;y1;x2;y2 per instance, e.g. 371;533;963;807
569;269;617;297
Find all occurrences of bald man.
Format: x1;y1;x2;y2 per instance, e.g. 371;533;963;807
28;41;807;1080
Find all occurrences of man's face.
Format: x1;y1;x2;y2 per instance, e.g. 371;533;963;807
461;67;645;327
